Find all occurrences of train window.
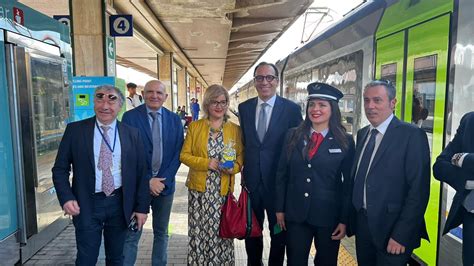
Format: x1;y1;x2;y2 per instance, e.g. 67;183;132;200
413;55;437;148
381;63;397;85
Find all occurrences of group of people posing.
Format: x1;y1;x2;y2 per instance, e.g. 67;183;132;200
52;61;473;266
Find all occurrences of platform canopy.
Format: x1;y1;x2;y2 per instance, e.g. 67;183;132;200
19;0;312;88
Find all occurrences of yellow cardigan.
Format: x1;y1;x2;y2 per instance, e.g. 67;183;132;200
180;118;244;195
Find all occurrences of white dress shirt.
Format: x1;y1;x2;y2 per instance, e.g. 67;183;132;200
94;119;122;192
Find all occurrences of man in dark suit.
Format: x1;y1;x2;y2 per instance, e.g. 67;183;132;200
238;62;302;265
122;80;183;266
433;112;474;266
52;85;150;265
351;80;431;265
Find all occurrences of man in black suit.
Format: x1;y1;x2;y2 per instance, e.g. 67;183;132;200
238;62;302;265
52;85;150;265
433;112;474;266
351;80;430;265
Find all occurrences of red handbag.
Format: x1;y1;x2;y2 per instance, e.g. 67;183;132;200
219;176;262;239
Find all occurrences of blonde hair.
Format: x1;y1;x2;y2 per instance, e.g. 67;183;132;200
202;84;230;120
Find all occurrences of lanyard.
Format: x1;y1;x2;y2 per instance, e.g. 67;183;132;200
96;122;118;153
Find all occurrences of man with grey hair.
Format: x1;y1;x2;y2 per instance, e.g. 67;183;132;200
122;80;183;266
52;85;150;265
350;80;430;265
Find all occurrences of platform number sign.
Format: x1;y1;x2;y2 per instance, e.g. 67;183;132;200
109;15;133;37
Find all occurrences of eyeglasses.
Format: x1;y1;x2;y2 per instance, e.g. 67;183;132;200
210;100;228;108
373;79;395;88
95;93;119;104
254;75;277;82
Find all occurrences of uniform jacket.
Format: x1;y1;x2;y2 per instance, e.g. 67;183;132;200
350;116;431;250
275;128;355;227
180;118;244;196
52;117;150;228
238;96;302;196
121;104;184;196
433;111;474;234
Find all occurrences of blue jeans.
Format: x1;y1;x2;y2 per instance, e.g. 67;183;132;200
123;193;174;266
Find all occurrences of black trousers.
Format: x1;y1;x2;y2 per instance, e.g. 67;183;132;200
355;210;413;266
463;211;474;266
245;185;286;266
286;221;340;266
75;189;127;266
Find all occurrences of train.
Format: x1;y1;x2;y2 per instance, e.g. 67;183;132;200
232;0;472;264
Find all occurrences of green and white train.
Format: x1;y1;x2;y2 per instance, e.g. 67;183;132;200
234;0;471;264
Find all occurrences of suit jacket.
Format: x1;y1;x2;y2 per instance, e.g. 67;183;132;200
433;111;474;234
275;129;355;227
52;117;150;228
180;119;244;196
350;116;430;250
121;104;184;196
238;96;302;195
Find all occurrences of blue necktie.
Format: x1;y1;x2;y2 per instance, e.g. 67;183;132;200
353;128;378;211
257;103;268;142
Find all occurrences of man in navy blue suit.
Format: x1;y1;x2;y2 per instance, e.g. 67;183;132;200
434;112;474;266
351;80;430;265
52;85;150;265
238;62;302;265
122;80;183;266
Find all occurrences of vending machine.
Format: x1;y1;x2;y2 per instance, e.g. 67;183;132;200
0;1;72;263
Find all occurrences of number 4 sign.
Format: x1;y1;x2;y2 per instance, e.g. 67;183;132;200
109;15;133;37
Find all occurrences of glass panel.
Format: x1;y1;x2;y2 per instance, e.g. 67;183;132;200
30;54;68;232
381;63;397;85
412;55;437;151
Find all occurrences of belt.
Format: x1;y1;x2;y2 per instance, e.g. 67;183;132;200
93;187;122;198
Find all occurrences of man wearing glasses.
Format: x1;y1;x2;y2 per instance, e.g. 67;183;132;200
238;62;302;265
350;80;430;265
122;80;184;266
52;85;150;265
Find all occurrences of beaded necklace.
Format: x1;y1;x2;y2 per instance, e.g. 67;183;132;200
209;120;224;134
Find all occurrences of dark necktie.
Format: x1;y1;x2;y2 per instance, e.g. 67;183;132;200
257;103;268;142
150;112;162;174
308;132;323;159
352;128;378;211
98;126;114;196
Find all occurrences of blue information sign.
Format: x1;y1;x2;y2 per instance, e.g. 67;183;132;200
109;15;133;37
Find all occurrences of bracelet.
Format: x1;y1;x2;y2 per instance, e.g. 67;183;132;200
451;153;464;167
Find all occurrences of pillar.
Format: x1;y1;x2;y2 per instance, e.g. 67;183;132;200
158;52;173;110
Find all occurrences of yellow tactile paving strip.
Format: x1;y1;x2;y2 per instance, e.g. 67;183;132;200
310;244;358;265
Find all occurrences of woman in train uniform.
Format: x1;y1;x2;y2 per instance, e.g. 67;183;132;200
275;82;355;265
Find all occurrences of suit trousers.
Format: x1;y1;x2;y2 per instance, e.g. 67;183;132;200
286;221;340;266
75;190;127;266
355;210;412;266
463;211;474;266
245;184;286;266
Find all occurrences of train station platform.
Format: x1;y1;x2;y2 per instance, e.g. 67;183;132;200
25;164;357;265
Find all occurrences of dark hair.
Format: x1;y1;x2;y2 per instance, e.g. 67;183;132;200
253;62;279;78
365;80;396;100
127;82;137;89
286;100;349;159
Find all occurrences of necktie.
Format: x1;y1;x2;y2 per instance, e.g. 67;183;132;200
150;112;162;174
308;132;323;159
464;190;474;212
98;126;114;196
257;103;268;142
352;128;378;211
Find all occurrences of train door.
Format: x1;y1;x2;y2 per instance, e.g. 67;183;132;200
375;14;451;265
5;31;70;262
0;29;20;265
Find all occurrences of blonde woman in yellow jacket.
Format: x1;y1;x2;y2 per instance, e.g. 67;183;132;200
180;84;243;265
